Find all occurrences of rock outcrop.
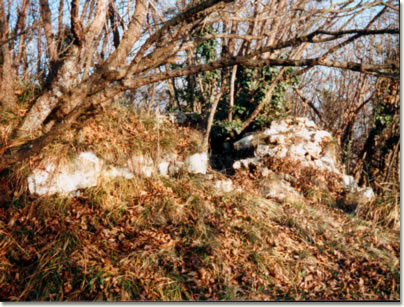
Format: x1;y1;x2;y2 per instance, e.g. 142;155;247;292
214;179;233;193
232;117;374;208
28;150;210;196
27;115;375;210
28;152;134;196
234;117;340;173
184;152;209;175
127;154;154;177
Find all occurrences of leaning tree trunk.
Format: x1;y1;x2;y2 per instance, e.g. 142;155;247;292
0;3;18;111
0;45;18;111
16;0;111;138
16;46;81;137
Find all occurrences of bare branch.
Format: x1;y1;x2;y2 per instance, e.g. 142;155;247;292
294;87;326;126
39;0;58;61
122;54;398;91
128;0;233;73
249;28;399;58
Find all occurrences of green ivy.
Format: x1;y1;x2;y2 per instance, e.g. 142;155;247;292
373;100;395;127
224;65;298;133
173;23;300;147
212;120;243;139
176;24;221;111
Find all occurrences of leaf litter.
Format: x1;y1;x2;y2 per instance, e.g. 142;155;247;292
0;103;400;301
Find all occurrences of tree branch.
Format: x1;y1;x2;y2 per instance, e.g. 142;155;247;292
249;28;399;58
39;0;58;61
122;55;398;90
293;87;326;126
71;0;83;45
127;0;233;73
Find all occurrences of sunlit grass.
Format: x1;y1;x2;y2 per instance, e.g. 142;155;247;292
0;103;399;301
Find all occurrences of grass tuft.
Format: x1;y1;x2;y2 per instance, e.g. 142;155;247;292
0;104;400;301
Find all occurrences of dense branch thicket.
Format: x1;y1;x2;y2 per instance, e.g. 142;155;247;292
0;0;399;174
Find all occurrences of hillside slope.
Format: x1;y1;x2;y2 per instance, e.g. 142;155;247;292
0;103;399;301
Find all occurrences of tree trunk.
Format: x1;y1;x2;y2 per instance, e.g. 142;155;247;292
0;45;18;111
228;64;237;121
165;72;179;110
0;0;398;174
0;2;17;111
16;46;81;137
16;0;113;137
203;91;222;151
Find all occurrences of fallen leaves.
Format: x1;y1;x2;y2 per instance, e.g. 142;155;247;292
0;159;400;301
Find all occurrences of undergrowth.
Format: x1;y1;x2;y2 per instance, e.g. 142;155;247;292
0;172;399;301
0;102;400;301
5;102;204;185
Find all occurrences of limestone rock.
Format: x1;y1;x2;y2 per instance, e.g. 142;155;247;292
28;152;102;196
233;117;341;174
233;158;260;170
168;162;183;176
158;161;170;177
185;152;208;174
28;151;135;196
158;152;179;177
232;160;241;170
255;145;272;157
234;135;254;151
249;117;337;173
104;166;134;179
141;166;154;178
163;152;178;163
232;116;374;204
261;167;271;177
262;175;301;203
342;174;357;191
205;174;215;180
361;187;375;201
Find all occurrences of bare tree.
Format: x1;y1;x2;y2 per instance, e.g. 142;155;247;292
0;0;31;111
0;0;399;170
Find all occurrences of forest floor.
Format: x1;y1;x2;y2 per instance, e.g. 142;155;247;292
0;104;400;301
0;171;399;301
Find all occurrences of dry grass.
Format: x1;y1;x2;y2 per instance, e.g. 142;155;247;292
0;102;400;301
5;101;204;196
40;101;202;164
0;170;399;301
356;196;400;232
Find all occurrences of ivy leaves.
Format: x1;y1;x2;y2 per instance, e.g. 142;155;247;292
230;65;298;131
373;100;396;128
